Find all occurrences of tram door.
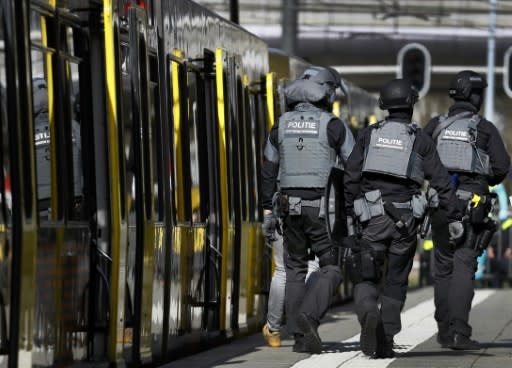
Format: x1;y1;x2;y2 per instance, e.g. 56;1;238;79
28;1;95;366
119;6;160;364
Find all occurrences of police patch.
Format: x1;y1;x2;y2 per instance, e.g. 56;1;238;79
442;129;469;141
284;120;319;137
375;136;404;150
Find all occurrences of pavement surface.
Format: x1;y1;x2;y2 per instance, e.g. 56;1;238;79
161;287;512;368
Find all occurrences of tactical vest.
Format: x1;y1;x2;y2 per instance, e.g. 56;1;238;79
362;120;424;185
278;104;338;188
434;113;490;175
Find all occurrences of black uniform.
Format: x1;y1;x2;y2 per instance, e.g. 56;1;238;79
344;109;461;357
424;101;510;344
262;107;350;331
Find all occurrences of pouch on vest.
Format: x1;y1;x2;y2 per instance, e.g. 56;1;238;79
411;193;428;219
365;190;385;218
353;197;371;222
288;196;302;216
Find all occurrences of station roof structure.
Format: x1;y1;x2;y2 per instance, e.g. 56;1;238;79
195;1;512;91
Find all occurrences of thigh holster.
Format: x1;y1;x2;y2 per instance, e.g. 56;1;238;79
346;247;380;284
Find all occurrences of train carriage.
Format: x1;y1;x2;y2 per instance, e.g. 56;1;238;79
0;1;378;366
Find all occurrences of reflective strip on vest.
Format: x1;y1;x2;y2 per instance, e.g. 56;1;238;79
362;121;424;185
436;115;490;175
278;106;336;188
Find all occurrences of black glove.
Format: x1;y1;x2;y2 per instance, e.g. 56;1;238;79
262;212;278;240
448;221;464;242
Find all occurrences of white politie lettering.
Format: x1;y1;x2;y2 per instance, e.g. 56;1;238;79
377;137;403;146
443;129;468;141
444;130;467;137
287;121;318;130
375;136;404;150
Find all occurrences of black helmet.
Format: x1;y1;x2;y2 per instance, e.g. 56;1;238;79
448;70;487;100
379;78;418;110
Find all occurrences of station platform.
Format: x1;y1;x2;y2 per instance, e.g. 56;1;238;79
161;287;512;368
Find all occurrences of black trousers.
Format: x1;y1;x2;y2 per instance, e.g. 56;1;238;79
353;211;417;340
432;207;479;338
283;206;342;336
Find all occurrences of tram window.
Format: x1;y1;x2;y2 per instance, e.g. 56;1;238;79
145;0;155;27
149;55;163;221
243;85;257;222
29;11;43;48
253;92;267;221
224;60;235;223
188;70;209;223
169;58;192;222
120;0;153;25
31;53;53;221
236;74;248;221
121;45;136;218
65;61;85;220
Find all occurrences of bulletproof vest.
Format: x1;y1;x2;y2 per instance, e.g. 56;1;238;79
278;104;337;189
362;120;424;185
435;114;490;175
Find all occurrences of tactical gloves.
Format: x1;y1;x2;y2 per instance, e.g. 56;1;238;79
263;211;278;240
448;221;465;242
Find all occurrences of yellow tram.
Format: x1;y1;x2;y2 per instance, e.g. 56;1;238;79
0;1;377;366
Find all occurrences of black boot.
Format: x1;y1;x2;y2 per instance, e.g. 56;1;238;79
450;333;481;350
292;334;308;353
296;313;322;354
376;338;395;358
360;311;385;357
436;332;452;348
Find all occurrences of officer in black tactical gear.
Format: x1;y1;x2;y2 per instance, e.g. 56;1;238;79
424;70;510;350
344;78;463;358
33;78;83;219
261;66;355;354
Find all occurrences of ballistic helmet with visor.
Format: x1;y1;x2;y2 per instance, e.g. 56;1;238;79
448;70;487;100
300;66;347;102
379;78;418;110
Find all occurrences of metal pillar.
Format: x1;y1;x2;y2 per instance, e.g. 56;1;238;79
281;0;298;56
485;0;497;122
229;0;239;25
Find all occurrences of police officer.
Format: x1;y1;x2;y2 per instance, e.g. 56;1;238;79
33;78;83;219
344;78;463;358
424;70;510;350
261;66;354;354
